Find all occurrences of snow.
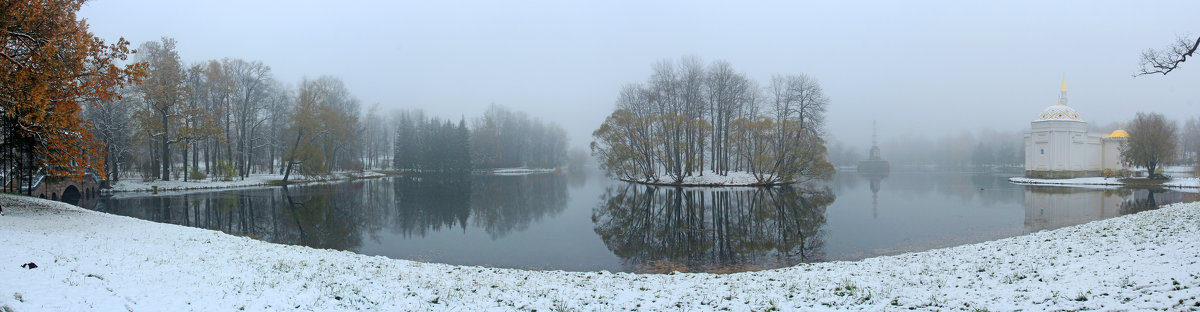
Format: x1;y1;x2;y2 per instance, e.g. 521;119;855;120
481;167;559;176
1164;165;1197;173
1010;176;1200;190
628;170;782;186
3;194;1199;311
108;171;388;192
1008;176;1124;187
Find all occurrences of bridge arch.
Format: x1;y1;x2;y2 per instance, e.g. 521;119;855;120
24;173;103;206
61;185;81;205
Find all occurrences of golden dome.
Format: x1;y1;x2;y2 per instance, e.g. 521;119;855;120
1108;129;1129;138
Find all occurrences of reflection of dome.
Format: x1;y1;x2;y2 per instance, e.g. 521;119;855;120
1035;105;1082;121
1108;129;1129;138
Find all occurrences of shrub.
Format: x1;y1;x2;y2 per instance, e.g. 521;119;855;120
216;160;237;181
188;166;206;181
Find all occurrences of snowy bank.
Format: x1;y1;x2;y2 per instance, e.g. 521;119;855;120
109;171;388;193
625;170;787;186
2;195;1199;311
478;167;559;176
1009;176;1200;190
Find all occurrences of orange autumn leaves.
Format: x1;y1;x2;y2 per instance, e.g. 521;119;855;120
1;0;145;180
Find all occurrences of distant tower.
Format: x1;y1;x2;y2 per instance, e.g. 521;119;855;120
857;120;890;173
868;121;881;161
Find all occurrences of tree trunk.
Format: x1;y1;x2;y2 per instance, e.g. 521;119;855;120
268;139;275;174
182;143;189;182
282;130;303;183
192;141;199;176
161;113;171;181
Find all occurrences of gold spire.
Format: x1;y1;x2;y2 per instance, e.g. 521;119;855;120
1057;74;1068;106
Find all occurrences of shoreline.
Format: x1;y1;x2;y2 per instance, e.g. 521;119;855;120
108;167;565;193
618;178;792;187
1008;176;1199;190
107;170;395;193
620;170;795;187
2;195;1197;310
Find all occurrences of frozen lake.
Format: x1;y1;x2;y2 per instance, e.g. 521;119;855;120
85;170;1198;273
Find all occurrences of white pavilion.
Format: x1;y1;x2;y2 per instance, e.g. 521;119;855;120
1023;78;1128;178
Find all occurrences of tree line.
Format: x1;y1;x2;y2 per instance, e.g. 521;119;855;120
391;104;569;172
72;34;573;183
76;37;363;183
826;129;1026;169
591;57;834;185
391;111;471;172
3;15;569;189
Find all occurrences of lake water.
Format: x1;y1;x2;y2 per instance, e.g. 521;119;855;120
85;170;1198;273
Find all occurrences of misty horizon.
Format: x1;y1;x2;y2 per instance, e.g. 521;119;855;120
79;1;1200;151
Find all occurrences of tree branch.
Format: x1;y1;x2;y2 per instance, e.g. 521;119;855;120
1136;34;1200;76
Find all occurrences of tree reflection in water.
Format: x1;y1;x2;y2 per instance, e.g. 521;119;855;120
391;174;472;238
280;184;365;251
389;173;569;239
471;174;568;239
1119;188;1198;215
592;184;835;273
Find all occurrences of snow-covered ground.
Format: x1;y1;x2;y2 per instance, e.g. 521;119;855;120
108;171;387;192
1164;165;1197;173
480;167;559;176
3;195;1199;311
628;170;782;186
1009;176;1200;190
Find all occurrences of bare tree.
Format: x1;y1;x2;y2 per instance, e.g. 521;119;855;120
263;81;293;174
225;59;272;178
361;103;390;169
1182;116;1200;169
1122;112;1177;178
592;58;832;185
199;59;234;175
83;87;139;181
136;37;188;181
705;60;753;175
1137;34;1200;76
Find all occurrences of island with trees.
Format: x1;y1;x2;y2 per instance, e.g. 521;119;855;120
590;57;834;186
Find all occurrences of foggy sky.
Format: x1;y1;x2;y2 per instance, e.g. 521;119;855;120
79;0;1200;150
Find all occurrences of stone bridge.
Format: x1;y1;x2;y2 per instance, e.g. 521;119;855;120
28;173;103;206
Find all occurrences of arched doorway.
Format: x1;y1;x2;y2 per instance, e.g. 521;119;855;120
61;185;81;205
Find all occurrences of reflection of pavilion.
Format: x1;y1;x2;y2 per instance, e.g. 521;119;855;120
858;172;887;219
1020;187;1192;232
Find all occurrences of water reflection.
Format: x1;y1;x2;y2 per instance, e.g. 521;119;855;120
1023;186;1196;232
93;173;568;253
390;174;472;238
859;172;887;219
592;184;835;273
280;183;366;250
471;174;568;239
89;171;1197;273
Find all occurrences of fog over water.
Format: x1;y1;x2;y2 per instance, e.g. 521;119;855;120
80;1;1200;149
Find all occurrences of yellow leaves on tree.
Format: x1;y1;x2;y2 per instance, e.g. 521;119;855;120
1;0;146;180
